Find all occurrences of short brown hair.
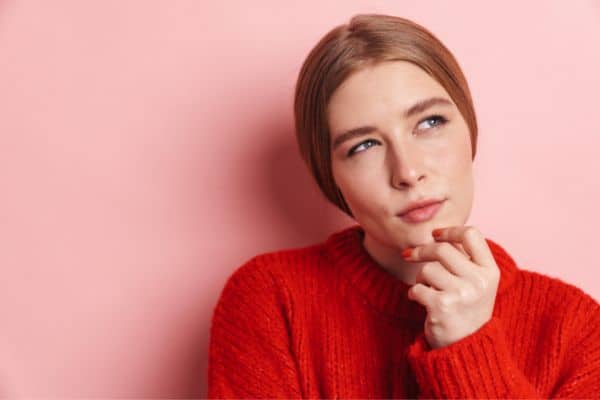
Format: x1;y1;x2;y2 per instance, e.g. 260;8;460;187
293;13;478;218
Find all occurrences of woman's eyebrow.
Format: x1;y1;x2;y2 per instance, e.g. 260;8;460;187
331;126;377;150
403;96;452;119
331;96;453;150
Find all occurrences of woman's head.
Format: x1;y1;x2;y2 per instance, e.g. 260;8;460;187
294;13;477;250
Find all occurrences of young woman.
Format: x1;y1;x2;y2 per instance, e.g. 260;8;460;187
208;14;600;399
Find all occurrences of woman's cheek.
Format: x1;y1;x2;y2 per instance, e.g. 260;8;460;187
354;162;384;195
430;135;463;169
354;150;386;178
338;165;378;206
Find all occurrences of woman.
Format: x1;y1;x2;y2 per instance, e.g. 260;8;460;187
208;14;600;399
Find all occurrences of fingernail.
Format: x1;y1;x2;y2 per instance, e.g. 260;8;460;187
432;228;442;238
402;247;413;259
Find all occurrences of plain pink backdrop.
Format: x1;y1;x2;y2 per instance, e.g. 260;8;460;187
0;0;599;397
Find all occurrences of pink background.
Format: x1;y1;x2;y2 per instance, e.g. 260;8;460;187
1;0;599;397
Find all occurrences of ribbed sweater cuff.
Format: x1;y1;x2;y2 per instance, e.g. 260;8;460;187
406;316;539;399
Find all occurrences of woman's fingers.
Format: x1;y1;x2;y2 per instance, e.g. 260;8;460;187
403;226;502;308
407;282;440;309
433;226;496;269
414;261;461;291
404;241;477;280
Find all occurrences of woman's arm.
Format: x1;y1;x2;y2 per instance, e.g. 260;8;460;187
549;294;600;398
406;295;600;399
207;257;302;399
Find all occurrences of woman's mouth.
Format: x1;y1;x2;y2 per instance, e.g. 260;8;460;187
398;200;445;223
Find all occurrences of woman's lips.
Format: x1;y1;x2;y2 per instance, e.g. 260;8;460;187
399;200;444;223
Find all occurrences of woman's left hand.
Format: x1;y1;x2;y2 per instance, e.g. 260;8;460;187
404;226;501;349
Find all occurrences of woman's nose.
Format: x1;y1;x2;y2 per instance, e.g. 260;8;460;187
389;143;425;189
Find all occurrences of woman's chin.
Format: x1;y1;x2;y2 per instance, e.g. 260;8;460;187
389;226;436;248
410;231;436;246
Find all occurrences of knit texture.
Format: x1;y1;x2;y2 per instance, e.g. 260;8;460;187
208;225;600;399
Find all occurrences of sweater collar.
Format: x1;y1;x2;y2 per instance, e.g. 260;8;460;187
325;224;519;320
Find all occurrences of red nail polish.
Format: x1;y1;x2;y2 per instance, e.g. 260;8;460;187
432;228;442;238
402;247;413;259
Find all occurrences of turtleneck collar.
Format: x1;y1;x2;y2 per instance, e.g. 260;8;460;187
324;224;519;320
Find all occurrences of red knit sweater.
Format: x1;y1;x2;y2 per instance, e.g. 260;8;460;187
208;225;600;398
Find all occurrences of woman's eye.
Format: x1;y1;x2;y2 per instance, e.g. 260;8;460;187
417;115;448;131
347;139;379;156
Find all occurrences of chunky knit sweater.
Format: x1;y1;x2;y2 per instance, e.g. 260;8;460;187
208;225;600;398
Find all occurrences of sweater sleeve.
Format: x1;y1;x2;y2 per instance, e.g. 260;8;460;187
207;257;302;399
406;297;600;399
549;294;600;398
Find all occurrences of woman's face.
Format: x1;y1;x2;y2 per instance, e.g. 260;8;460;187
328;60;474;255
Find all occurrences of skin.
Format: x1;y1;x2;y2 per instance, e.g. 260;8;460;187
327;61;500;349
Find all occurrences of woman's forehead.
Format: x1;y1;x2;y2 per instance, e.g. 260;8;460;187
327;61;452;129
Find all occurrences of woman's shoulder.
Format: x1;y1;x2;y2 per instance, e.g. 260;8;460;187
226;225;362;286
220;236;334;299
523;267;596;299
216;226;364;310
486;236;598;312
510;266;599;316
